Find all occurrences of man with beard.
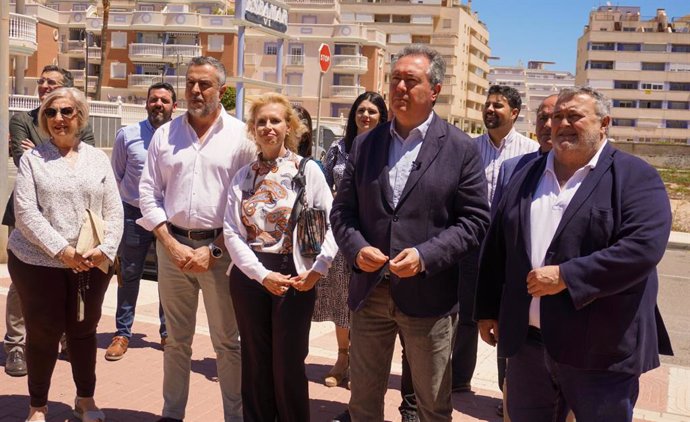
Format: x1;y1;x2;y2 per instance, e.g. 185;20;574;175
475;87;672;422
138;57;256;422
3;65;95;376
452;85;538;396
105;82;177;361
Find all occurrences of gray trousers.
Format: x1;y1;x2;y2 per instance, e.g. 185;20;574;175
156;235;242;421
4;281;25;353
349;281;457;422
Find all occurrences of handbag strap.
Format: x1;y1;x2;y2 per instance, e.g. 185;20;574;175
288;157;312;230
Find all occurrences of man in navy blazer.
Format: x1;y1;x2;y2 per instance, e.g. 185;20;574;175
475;87;673;422
331;45;490;421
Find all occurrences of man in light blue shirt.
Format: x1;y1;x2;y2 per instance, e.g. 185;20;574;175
105;82;177;361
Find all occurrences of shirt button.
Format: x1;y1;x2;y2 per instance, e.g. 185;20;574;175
393;215;399;222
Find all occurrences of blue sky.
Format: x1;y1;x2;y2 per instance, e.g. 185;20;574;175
470;1;690;73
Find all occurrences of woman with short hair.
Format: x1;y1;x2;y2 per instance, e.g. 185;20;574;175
8;87;123;422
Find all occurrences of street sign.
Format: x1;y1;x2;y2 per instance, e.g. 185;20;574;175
319;43;331;73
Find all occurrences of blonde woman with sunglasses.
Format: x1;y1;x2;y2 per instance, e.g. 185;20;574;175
7;87;123;422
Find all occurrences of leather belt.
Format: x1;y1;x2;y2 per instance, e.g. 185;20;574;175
527;326;542;343
168;224;222;241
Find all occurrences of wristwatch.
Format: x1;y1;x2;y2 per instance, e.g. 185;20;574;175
209;242;223;259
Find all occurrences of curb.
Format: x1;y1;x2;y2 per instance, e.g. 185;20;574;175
668;231;690;250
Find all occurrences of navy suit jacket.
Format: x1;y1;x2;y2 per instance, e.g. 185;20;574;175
475;142;673;375
330;113;490;318
491;150;541;213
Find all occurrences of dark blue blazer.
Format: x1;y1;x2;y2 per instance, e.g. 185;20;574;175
330;113;490;318
475;143;673;375
491;150;541;213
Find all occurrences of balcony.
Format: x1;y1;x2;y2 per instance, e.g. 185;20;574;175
128;74;165;89
332;55;368;74
69;70;97;90
61;40;85;55
131;11;166;27
284;85;303;97
87;46;102;62
330;85;365;98
285;55;305;67
164;12;201;30
129;44;201;63
244;53;261;67
9;13;37;56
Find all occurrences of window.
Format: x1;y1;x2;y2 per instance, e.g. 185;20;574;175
138;4;155;11
110;62;127;79
590;42;614;51
642;43;666;52
589;61;613;69
639;100;662;109
301;15;317;24
613;100;636;108
617;43;641;51
666;120;688;129
641;82;663;90
612;118;635;127
264;42;278;55
668;101;689;110
669;82;690;91
671;44;690;53
207;35;224;52
614;80;638;89
111;32;127;49
392;15;411;23
641;62;665;71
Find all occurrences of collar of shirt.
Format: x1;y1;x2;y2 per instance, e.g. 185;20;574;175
389;111;434;144
543;139;608;182
484;127;520;151
183;107;225;145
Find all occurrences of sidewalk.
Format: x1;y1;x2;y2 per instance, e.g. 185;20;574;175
1;264;689;421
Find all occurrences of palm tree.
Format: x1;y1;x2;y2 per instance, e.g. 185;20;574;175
94;0;110;100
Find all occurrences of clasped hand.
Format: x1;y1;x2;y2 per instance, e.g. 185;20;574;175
262;270;321;296
168;242;215;273
356;246;422;278
59;245;105;272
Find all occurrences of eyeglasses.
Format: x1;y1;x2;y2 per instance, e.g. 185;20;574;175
37;78;61;87
45;107;76;119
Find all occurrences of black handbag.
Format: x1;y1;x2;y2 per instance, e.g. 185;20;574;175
289;157;327;258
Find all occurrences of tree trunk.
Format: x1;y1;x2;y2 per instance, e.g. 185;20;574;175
94;0;110;100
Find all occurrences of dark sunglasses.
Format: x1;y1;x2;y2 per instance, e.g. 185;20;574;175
45;107;76;119
37;78;61;86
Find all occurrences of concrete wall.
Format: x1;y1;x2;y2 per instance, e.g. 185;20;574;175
612;141;690;170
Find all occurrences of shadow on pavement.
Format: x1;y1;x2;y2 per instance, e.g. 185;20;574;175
452;390;502;422
96;333;164;352
305;362;404;390
0;394;72;421
310;398;394;422
190;356;219;382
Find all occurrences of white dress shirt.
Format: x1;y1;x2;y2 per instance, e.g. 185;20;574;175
528;141;607;328
388;111;433;208
137;108;257;231
475;128;539;204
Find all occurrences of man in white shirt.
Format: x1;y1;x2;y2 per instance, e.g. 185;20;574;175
138;56;256;422
475;87;673;422
453;85;538;393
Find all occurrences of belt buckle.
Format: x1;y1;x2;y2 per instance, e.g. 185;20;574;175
187;229;205;240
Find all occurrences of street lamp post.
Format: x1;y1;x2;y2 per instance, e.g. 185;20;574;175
82;29;90;97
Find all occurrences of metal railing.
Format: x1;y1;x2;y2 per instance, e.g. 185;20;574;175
330;85;365;98
284;85;303;97
332;55;368;70
286;55;305;66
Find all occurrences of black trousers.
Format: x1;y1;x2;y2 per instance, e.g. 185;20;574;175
452;249;480;387
229;252;316;422
8;251;112;407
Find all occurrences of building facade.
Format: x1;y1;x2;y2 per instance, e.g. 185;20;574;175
489;61;575;137
10;0;491;134
576;6;690;144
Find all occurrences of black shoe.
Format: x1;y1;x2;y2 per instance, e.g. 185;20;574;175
5;348;27;377
496;402;504;417
332;409;351;422
157;418;183;422
400;408;420;422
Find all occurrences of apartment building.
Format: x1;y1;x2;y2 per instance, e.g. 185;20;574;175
9;0;491;133
490;61;575;137
339;0;490;133
576;6;690;144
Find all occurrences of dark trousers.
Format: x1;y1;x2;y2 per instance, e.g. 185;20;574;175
507;327;639;422
399;335;417;414
229;253;315;422
452;250;479;388
115;202;166;338
8;251;112;407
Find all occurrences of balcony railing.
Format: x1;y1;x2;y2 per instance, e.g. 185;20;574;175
164;45;202;60
9;94;40;111
286;55;305;66
331;85;365;98
332;55;368;72
284;85;303;97
129;43;201;62
128;74;165;87
62;40;85;53
9;13;37;54
244;54;261;67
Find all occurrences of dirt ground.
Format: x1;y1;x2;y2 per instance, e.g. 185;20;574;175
671;199;690;232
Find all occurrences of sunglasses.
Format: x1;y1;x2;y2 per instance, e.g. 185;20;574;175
45;107;76;119
37;78;61;86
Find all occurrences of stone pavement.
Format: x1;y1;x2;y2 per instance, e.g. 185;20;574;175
1;264;689;422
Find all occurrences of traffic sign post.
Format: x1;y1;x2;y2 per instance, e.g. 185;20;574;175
315;43;331;154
